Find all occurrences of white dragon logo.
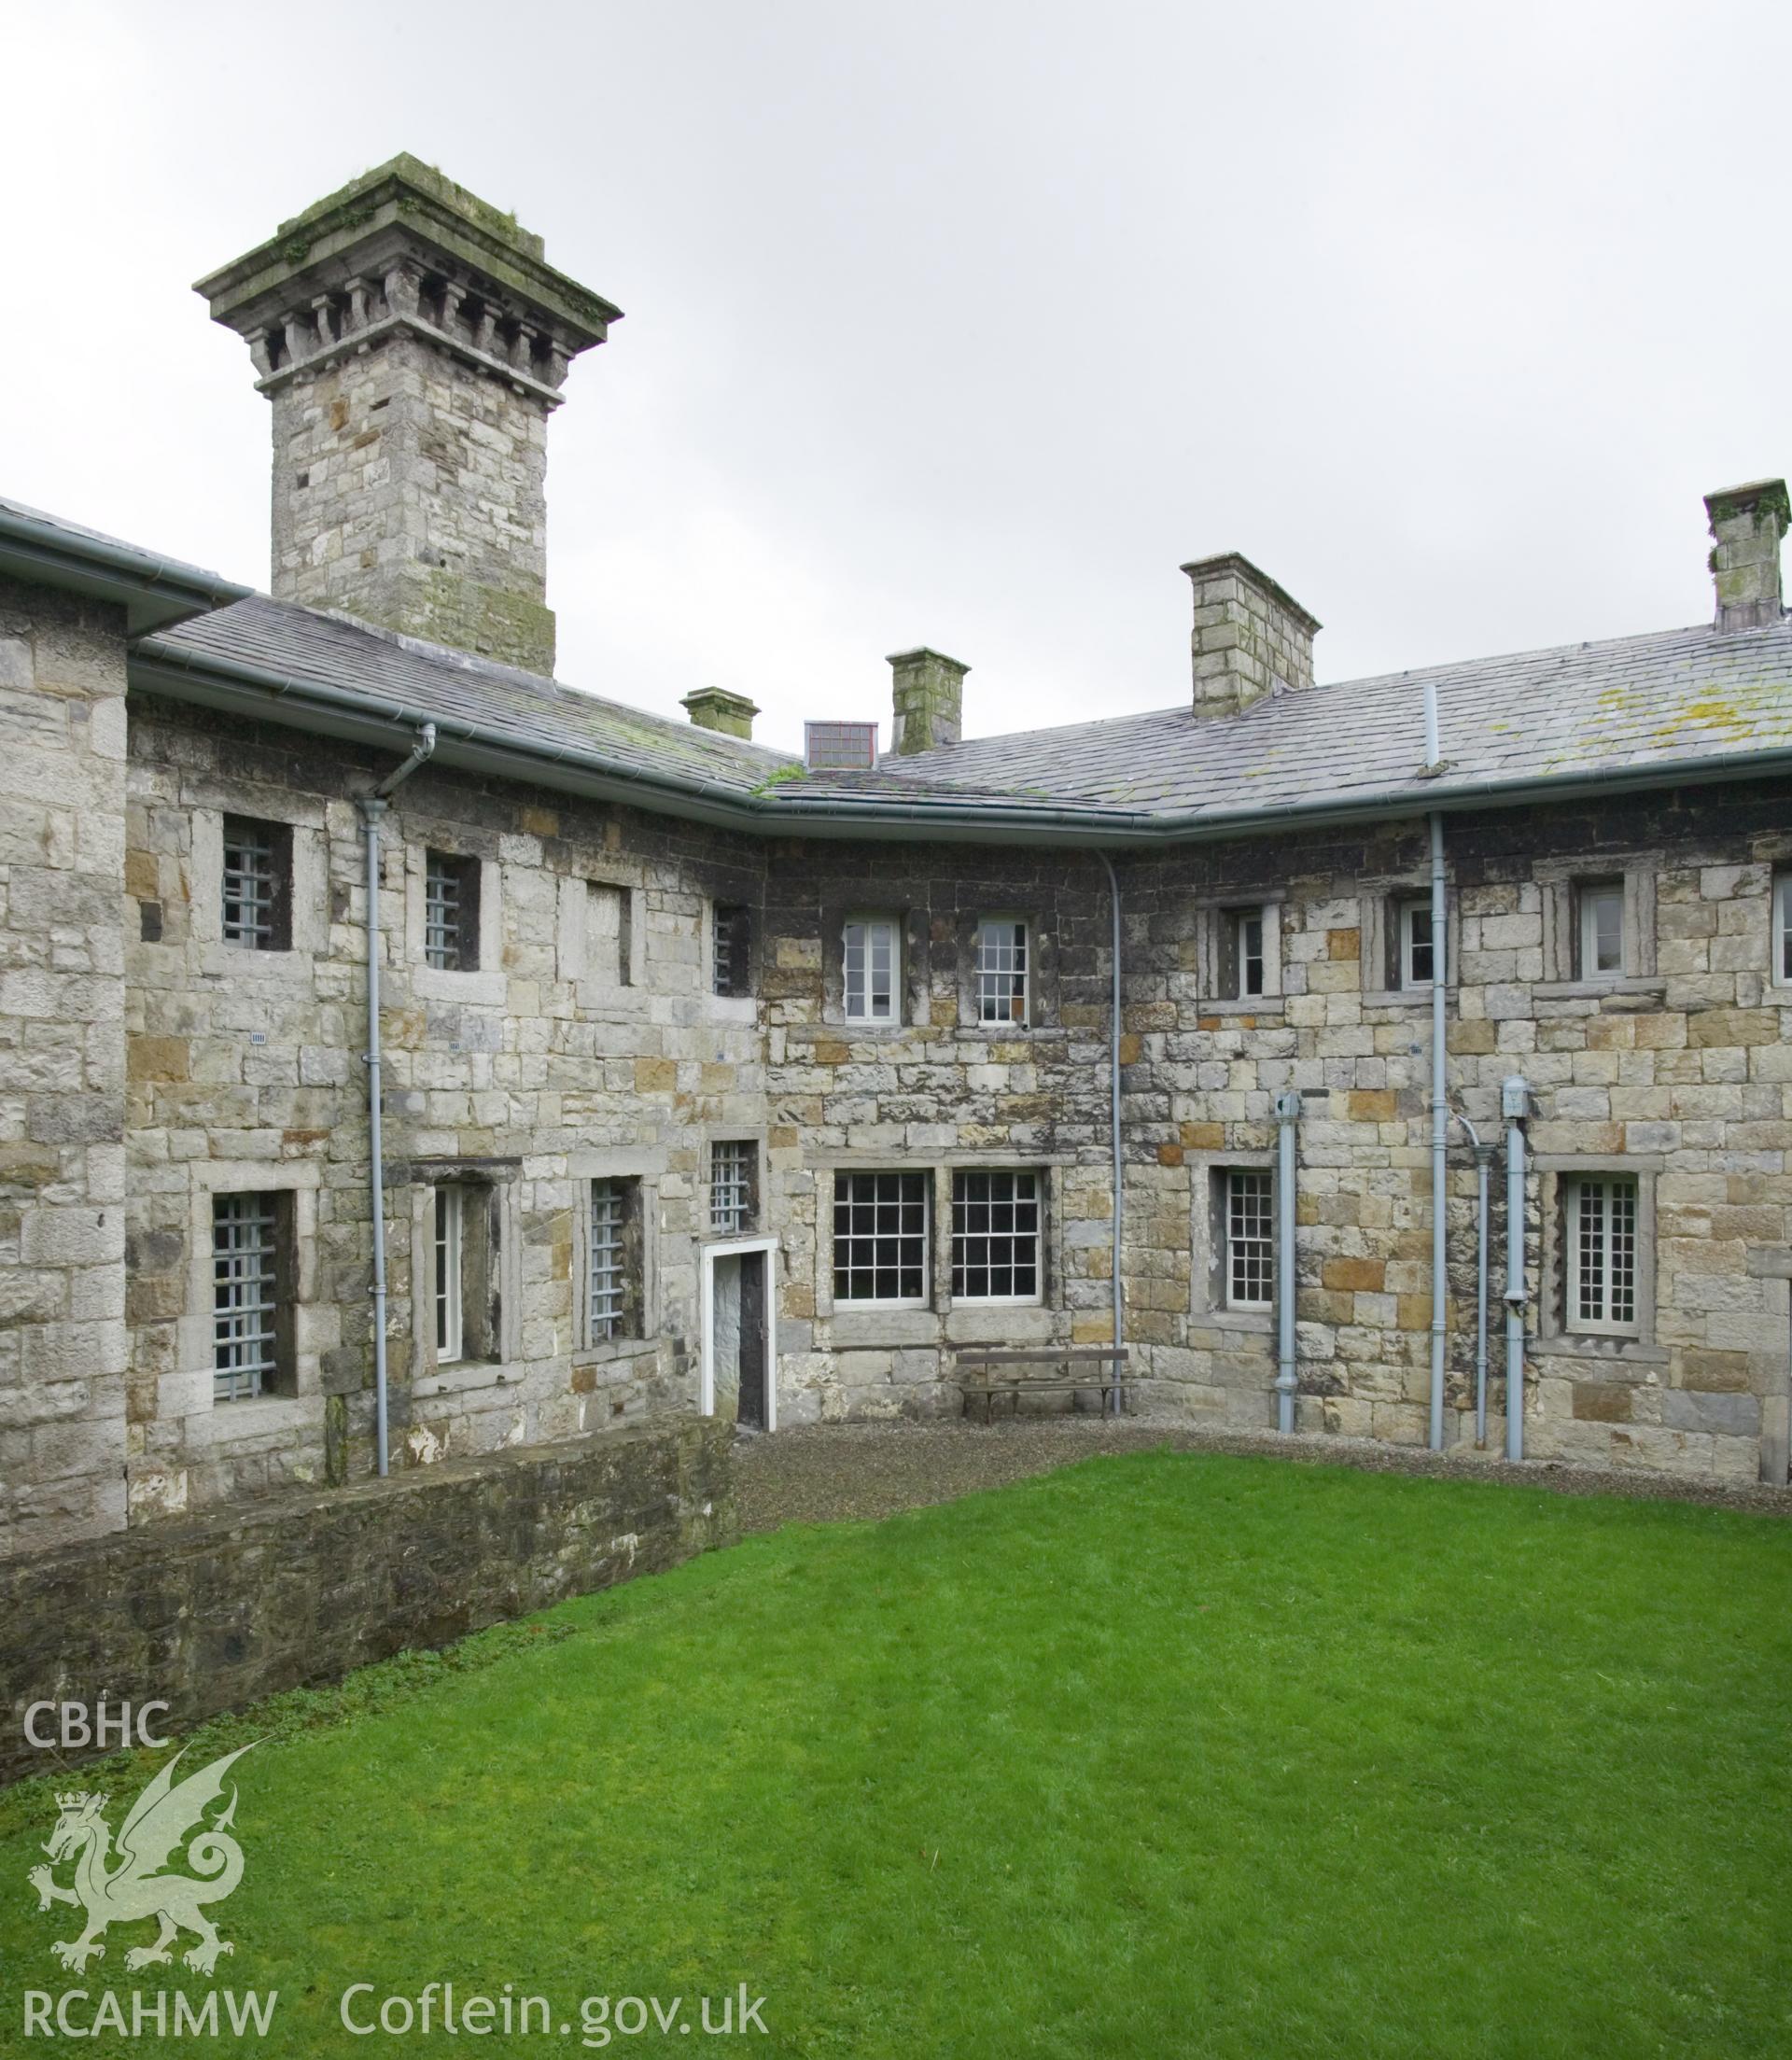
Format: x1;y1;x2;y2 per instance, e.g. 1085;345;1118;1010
28;1744;257;1975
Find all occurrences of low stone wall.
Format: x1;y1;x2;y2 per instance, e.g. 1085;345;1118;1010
0;1413;734;1786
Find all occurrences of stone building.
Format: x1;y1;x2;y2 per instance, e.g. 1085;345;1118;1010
3;155;1790;1561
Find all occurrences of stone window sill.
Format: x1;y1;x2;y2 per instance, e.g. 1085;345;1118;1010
1196;997;1285;1017
1191;1306;1275;1334
201;945;315;981
572;1337;658;1369
413;964;507;1009
1360;987;1460;1010
1533;977;1666;1002
419;1357;514;1397
1532;1335;1669;1366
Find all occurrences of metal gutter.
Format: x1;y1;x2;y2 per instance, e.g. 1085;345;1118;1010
130;634;1792;848
0;504;249;633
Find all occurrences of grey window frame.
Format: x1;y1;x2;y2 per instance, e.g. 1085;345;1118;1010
220;815;293;952
424;848;482;972
710;1140;759;1236
211;1190;294;1401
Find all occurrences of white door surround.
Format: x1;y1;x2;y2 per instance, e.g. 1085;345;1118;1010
700;1236;779;1427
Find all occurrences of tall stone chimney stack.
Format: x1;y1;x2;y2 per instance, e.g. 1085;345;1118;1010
1181;553;1320;720
888;648;968;754
196;155;621;677
1704;479;1788;634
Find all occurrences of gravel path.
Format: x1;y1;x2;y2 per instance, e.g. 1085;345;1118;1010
734;1419;1792;1534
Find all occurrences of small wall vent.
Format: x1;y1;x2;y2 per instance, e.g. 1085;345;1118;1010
804;721;879;771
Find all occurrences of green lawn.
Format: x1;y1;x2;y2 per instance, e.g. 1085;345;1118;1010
3;1451;1789;2057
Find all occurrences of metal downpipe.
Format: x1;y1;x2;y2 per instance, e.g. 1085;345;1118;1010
1098;854;1125;1415
360;724;437;1478
1452;1110;1494;1450
1428;809;1449;1450
1503;1075;1532;1462
1275;1089;1300;1433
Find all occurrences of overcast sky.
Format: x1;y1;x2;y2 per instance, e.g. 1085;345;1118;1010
5;2;1787;752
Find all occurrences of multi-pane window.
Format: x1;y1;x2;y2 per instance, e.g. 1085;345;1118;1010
975;919;1029;1024
951;1170;1041;1302
434;1185;464;1365
713;903;751;998
425;849;480;971
213;1192;280;1402
833;1170;928;1305
1776;873;1792;987
221;816;290;950
1400;900;1438;988
843;918;899;1023
1578;882;1625;978
1565;1175;1639;1335
589;1177;640;1340
1224;1170;1275;1310
711;1140;757;1235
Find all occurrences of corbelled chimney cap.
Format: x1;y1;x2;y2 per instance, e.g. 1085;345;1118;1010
1179;552;1323;636
195;152;623;398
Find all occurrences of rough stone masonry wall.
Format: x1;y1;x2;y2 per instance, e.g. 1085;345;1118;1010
0;1411;735;1785
1117;783;1792;1480
761;843;1118;1422
120;694;767;1527
759;787;1791;1481
271;331;556;675
0;578;131;1558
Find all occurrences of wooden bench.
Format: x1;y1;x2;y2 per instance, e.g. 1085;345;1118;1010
951;1345;1128;1422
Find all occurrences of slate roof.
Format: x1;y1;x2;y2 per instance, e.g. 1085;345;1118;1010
798;618;1792;821
138;581;1792;836
150;595;796;795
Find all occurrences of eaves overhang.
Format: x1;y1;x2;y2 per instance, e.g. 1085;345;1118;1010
0;504;250;635
129;635;1792;850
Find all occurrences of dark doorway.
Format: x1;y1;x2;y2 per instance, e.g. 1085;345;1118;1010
737;1251;767;1431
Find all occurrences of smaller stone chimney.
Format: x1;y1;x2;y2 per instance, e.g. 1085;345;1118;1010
888;648;967;755
1181;553;1321;720
680;686;759;739
1704;479;1788;633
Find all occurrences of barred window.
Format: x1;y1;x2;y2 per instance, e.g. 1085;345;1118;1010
221;816;290;950
951;1170;1041;1301
833;1170;928;1305
1578;881;1625;979
1776;873;1792;988
975;919;1029;1024
843;917;899;1023
425;850;480;970
711;1140;757;1235
590;1178;641;1341
1225;1170;1275;1310
713;903;751;998
213;1192;281;1402
1566;1175;1639;1334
